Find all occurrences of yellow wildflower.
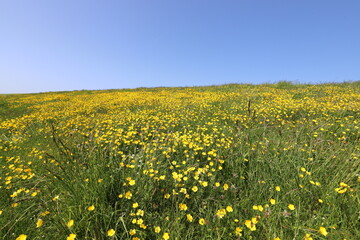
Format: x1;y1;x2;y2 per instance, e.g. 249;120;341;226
235;227;242;236
107;229;116;237
244;219;256;231
226;205;233;212
36;219;43;228
67;219;74;227
288;204;295;210
319;226;328;236
16;234;27;240
87;205;95;211
132;202;139;208
180;188;187;194
340;182;348;187
216;208;227;218
163;232;170;240
199;218;206;225
41;210;50;216
136;209;144;216
304;233;313;240
125;191;132;199
179;203;187;211
154;226;161;233
67;234;76;240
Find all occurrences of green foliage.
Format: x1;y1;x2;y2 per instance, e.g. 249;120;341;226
0;83;359;240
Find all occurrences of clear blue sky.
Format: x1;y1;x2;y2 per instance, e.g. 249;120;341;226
1;0;359;93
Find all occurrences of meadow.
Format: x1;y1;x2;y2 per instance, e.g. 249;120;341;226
0;82;359;240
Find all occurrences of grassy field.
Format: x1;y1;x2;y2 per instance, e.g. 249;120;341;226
0;82;359;240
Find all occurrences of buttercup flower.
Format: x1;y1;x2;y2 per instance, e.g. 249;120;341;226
199;218;206;225
67;234;76;240
87;205;95;211
16;235;27;240
154;226;161;233
162;232;170;240
67;219;74;228
107;229;116;237
36;219;43;228
319;226;328;236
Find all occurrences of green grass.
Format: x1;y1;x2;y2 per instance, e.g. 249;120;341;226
0;83;359;240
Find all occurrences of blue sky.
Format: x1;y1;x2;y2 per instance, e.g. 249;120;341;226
1;0;359;93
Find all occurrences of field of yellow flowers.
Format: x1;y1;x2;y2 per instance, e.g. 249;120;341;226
0;82;359;240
